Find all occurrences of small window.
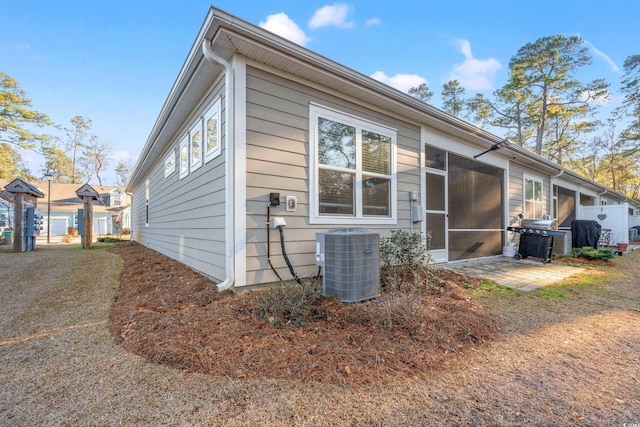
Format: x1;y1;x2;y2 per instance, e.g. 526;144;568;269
112;192;123;207
205;98;222;163
179;135;189;179
164;150;175;178
145;179;150;227
190;119;203;171
524;176;543;218
425;145;446;170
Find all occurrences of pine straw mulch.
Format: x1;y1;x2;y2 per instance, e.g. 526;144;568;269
109;242;500;385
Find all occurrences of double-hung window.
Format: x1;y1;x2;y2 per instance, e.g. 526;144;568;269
524;176;543;218
310;104;397;224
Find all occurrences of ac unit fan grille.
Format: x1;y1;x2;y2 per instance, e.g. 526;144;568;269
323;230;379;303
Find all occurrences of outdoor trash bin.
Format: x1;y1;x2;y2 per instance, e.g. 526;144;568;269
2;230;13;244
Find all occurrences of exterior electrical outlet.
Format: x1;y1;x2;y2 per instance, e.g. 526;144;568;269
285;195;297;211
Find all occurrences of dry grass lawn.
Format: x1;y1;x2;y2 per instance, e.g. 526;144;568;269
0;242;638;426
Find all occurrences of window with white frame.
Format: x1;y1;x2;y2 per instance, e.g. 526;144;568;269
164;150;175;178
190;119;203;171
310;104;397;224
205;98;221;163
179;135;189;179
524;176;543;218
145;179;150;227
111;191;123;207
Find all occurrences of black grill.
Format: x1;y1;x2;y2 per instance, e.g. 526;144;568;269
507;219;566;263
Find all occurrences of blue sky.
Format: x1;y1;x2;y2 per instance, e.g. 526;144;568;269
3;0;639;185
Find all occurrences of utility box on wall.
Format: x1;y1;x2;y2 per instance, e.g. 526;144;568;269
316;228;380;303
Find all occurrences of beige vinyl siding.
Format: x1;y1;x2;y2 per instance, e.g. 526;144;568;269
131;79;227;282
508;161;550;222
244;65;420;286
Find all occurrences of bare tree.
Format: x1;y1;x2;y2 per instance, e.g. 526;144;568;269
80;136;112;186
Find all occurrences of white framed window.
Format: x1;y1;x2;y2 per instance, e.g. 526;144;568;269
190;119;203;171
179;135;189;179
524;175;543;218
111;191;123;207
309;104;397;225
164;150;175;178
204;98;222;163
145;179;150;227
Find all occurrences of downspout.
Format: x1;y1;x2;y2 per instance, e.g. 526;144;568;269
202;38;235;291
597;188;608;205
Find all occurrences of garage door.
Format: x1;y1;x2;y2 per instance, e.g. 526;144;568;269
50;217;68;236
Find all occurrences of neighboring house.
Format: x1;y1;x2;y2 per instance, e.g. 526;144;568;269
0;188;12;229
0;180;131;237
127;7;640;291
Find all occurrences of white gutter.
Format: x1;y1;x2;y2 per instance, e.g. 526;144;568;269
202;38;235;291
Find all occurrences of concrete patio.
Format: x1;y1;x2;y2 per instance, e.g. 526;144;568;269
445;257;585;291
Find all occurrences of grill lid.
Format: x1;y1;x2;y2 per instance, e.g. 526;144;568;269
521;218;557;230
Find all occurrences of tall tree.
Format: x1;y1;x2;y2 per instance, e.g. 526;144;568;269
80;136;112;186
441;79;466;117
408;83;434;103
115;159;133;188
0;143;24;179
593;126;640;196
618;54;640;140
468;73;534;147
566;139;600;182
40;143;74;183
0;71;50;150
468;35;609;157
510;35;609;155
58;115;92;183
542;106;600;165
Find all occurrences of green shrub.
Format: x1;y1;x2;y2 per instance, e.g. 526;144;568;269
97;237;122;243
380;230;433;294
573;246;614;261
245;282;325;328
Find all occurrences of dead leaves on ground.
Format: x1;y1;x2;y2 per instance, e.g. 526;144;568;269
109;242;500;384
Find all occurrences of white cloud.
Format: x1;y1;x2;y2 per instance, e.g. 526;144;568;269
259;13;311;46
365;18;381;27
370;71;428;93
448;39;502;91
583;39;620;73
581;89;611;106
309;4;354;30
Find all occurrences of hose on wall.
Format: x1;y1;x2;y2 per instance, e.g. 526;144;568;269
277;225;303;285
266;205;284;282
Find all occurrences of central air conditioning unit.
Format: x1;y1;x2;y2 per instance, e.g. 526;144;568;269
316;228;380;303
553;230;572;255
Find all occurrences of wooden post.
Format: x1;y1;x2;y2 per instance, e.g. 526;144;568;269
13;193;23;253
75;184;100;250
82;196;93;249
